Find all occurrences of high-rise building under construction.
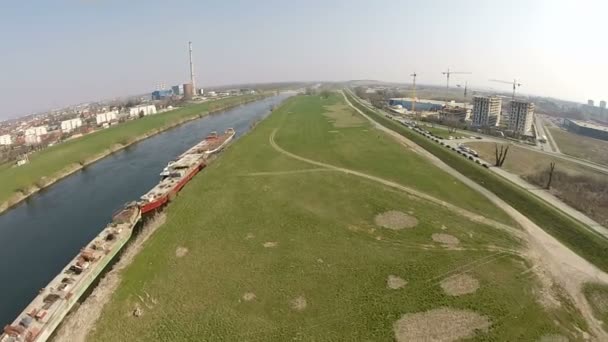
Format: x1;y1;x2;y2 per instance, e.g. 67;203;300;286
472;96;502;127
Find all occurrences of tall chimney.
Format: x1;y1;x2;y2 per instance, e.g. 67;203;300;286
189;41;196;96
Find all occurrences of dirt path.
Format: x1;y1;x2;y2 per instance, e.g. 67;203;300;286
343;90;608;339
269;130;523;240
242;168;336;176
52;214;167;342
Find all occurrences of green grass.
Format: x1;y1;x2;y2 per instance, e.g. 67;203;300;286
0;95;263;206
420;125;458;139
549;127;608;166
276;96;514;225
345;90;608;273
90;94;584;341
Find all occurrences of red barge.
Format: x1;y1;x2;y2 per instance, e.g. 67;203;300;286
138;128;235;214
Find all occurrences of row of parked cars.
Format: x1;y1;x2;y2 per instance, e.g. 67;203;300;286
391;116;491;169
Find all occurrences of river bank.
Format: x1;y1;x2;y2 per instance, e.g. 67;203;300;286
0;95;269;216
0;93;292;327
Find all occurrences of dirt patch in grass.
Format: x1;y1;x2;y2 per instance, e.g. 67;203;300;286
393;307;491;342
290;295;307;311
432;233;460;245
263;241;278;248
583;283;608;326
242;292;256;302
175;246;188;258
323;103;366;128
539;334;569;342
440;274;479;296
374;211;418;230
245;233;255;240
387;275;407;289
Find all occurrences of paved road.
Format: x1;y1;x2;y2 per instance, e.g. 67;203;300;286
535;115;557;153
343;89;608;338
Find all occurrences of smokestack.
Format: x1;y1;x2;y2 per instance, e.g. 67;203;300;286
189;41;196;96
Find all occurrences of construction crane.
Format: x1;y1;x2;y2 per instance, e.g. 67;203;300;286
442;68;472;91
489;79;522;100
410;72;417;113
456;81;469;98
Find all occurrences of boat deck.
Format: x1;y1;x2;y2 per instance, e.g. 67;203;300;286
1;207;140;342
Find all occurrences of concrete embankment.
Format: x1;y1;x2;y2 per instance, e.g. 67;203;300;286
0;96;268;216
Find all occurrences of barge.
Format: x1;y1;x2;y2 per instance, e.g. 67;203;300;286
1;204;140;342
138;128;235;214
1;127;236;342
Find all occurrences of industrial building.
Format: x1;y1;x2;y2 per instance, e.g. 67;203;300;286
172;85;184;96
564;119;608;141
388;98;443;111
183;83;194;99
0;134;12;146
61;118;83;133
129;105;157;118
152;89;173;100
509;100;535;136
438;107;471;122
472;96;502;127
96;110;118;125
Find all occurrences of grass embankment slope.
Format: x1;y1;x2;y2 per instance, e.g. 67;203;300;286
344;90;608;274
549;127;608;166
91;94;583;341
0;95;262;209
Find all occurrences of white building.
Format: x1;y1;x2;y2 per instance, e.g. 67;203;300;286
25;135;42;145
61;118;83;133
96;110;118;125
129;105;157;118
509;100;535;136
24;126;48;137
472;96;502;127
0;134;12;145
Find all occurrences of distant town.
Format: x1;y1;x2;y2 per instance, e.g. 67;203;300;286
0;85;257;166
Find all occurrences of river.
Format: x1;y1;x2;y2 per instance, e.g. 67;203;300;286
0;93;293;325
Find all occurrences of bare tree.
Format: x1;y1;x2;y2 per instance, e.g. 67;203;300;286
546;162;556;189
494;143;510;167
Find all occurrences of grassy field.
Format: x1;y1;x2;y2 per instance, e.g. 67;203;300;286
344;90;608;274
584;283;608;330
0;95;262;207
549;127;608;166
90;94;585;341
420;125;456;139
465;142;608;226
465;142;595;177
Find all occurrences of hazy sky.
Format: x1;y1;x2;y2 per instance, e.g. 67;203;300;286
1;0;607;118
